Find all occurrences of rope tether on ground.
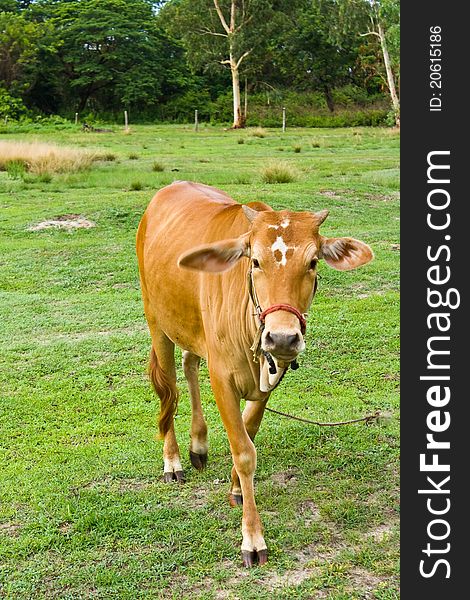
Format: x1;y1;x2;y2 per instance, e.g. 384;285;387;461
265;407;385;427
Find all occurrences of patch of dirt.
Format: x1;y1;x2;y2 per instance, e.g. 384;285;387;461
346;567;387;594
295;538;346;564
190;485;211;509
28;214;95;231
364;192;399;202
264;566;321;591
365;523;395;542
58;522;73;534
391;243;400;251
175;570;245;599
299;500;321;526
261;534;346;592
117;478;153;493
0;521;21;537
271;468;298;488
36;325;148;346
318;190;340;197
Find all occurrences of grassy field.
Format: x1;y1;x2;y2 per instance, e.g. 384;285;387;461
0;124;399;599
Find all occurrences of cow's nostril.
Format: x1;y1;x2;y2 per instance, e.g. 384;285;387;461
285;333;300;348
265;331;274;346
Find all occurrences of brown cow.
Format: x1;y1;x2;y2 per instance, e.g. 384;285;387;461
136;181;373;566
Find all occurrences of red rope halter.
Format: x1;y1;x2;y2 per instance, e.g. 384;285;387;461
259;304;307;335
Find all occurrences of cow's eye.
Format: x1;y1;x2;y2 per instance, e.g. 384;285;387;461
252;258;260;269
309;258;318;270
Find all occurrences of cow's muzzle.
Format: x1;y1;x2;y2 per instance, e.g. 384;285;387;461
262;328;305;362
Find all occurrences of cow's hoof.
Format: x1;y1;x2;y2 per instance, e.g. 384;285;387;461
229;492;243;507
241;548;268;568
189;450;207;471
163;470;185;483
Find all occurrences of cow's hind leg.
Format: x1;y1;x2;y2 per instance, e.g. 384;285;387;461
148;334;184;483
229;400;268;507
182;351;208;470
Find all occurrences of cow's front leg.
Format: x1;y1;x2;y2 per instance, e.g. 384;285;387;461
229;399;268;507
210;376;267;567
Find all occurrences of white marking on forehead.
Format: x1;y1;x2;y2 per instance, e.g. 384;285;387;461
268;224;279;230
271;236;288;266
280;218;290;229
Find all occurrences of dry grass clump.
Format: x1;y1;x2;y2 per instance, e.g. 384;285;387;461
249;127;268;138
152;161;165;172
98;151;117;161
261;160;300;184
0;141;94;175
130;180;143;191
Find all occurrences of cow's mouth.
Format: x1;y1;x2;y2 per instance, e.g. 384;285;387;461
259;351;301;393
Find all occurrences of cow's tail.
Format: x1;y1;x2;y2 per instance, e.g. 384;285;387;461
148;347;179;439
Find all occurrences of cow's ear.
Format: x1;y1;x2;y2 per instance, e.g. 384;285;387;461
178;233;250;273
320;236;373;271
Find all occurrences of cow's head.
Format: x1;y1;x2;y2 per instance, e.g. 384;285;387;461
178;207;373;369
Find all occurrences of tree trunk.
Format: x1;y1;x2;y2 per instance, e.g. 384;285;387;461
77;94;89;114
378;21;400;127
323;85;335;113
230;55;245;128
213;0;248;128
244;77;248;122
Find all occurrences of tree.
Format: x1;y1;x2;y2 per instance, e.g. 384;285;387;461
0;11;46;94
160;0;296;128
23;0;188;116
275;0;360;112
359;0;399;124
338;0;400;125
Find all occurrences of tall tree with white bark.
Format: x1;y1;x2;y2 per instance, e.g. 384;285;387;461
160;0;294;128
337;0;400;126
211;1;252;128
359;0;399;125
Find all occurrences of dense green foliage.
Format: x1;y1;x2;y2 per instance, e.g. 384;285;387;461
1;123;399;597
0;0;399;124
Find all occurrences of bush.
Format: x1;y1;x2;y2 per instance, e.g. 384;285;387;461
130;181;143;191
261;161;300;184
159;89;212;123
249;127;268;138
209;91;233;124
0;88;28;120
152;161;165;172
6;160;26;179
97;152;117;162
0;114;75;134
247;108;388;128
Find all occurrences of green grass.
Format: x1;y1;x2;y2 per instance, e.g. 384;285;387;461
0;124;399;599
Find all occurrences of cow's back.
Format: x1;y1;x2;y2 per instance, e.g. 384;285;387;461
137;181;251;358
